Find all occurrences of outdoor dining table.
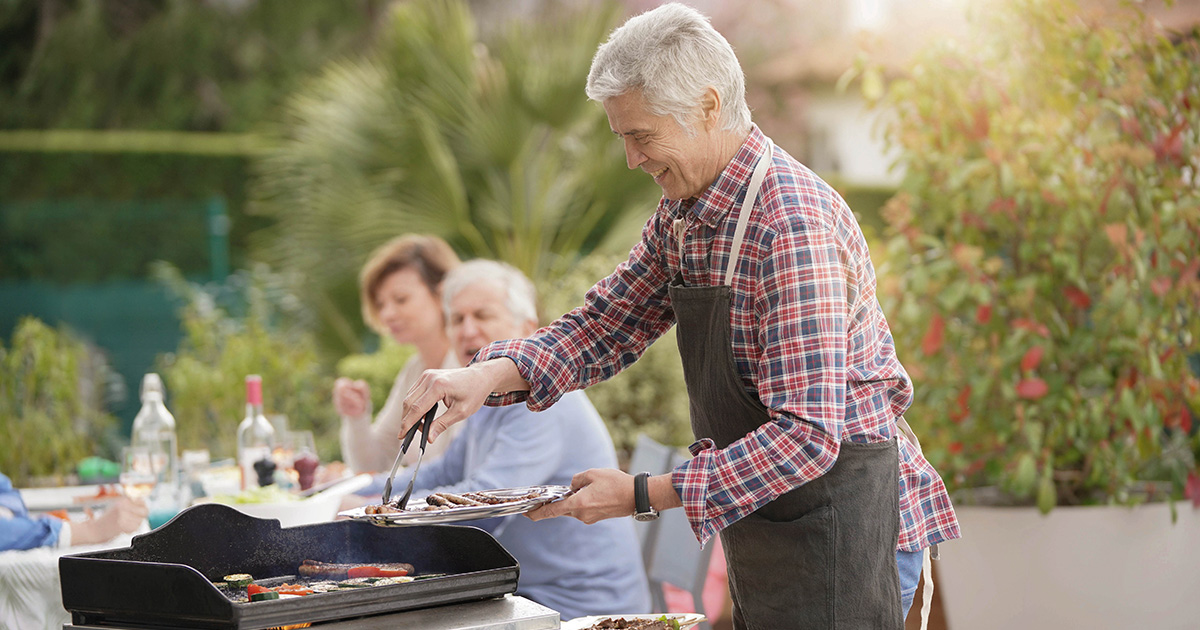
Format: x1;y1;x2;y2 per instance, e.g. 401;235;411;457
60;593;560;629
0;531;142;630
1;483;142;630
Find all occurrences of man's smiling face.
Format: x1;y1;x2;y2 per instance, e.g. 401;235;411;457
603;90;723;201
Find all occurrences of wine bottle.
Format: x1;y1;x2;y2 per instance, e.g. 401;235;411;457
236;375;276;490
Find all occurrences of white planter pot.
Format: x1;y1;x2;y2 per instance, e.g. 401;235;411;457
936;502;1200;630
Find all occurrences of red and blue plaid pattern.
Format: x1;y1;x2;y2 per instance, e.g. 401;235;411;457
480;126;959;551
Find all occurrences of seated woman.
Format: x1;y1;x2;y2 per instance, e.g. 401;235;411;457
335;234;463;473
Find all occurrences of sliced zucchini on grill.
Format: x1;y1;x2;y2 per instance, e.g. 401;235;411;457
224;574;253;587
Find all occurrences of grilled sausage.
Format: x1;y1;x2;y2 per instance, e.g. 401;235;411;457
434;492;486;506
426;494;453;507
365;504;404;514
298;559;415;580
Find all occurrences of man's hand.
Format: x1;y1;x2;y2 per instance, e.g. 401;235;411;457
526;468;682;524
333;377;371;418
398;358;529;443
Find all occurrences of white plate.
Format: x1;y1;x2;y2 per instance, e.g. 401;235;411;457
18;484;117;512
562;613;707;630
338;485;572;526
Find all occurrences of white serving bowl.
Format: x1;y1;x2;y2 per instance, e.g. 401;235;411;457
202;474;372;528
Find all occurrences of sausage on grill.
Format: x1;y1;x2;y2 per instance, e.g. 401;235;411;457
298;559;414;580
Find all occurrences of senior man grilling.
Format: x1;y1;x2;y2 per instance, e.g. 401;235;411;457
398;4;960;628
356;259;649;620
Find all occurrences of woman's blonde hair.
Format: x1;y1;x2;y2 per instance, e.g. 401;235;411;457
359;234;460;333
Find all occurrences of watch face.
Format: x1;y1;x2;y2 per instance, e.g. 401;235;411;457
633;510;660;522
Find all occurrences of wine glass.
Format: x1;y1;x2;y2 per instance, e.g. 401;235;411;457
119;446;157;500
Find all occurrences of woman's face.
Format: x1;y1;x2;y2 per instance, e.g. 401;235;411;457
373;267;443;345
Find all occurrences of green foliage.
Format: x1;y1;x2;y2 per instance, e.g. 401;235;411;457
250;0;661;358
0;153;257;282
539;253;692;458
874;0;1200;510
335;337;414;415
0;317;118;486
151;263;340;462
0;0;381;132
826;179;896;245
1;0;382;283
1;198;213;282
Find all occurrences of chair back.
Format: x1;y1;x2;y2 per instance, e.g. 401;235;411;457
626;433;676;558
644;450;716;629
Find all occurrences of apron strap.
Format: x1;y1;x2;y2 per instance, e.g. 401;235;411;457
671;141;774;285
673;216;686;269
919;546;934;630
899;414;937;630
724;141;773;286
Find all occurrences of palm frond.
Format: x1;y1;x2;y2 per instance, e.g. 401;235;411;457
250;0;659;355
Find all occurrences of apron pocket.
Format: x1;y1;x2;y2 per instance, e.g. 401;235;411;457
722;506;837;630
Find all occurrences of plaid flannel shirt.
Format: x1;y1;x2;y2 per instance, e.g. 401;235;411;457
480;126;960;551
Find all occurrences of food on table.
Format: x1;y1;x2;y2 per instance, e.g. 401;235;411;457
583;617;682;630
73;484;122;503
210;484;297;505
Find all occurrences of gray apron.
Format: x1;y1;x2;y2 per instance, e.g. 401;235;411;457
668;142;903;629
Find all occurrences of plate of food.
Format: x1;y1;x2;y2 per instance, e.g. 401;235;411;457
561;613;707;630
338;485;573;526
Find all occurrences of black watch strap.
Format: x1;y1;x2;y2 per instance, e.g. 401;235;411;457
633;472;658;521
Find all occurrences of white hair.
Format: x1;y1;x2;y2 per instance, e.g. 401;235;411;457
441;259;538;325
586;2;751;134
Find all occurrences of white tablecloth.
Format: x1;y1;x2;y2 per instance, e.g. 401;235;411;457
0;531;140;630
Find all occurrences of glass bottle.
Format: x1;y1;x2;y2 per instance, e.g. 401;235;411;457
130;373;178;489
236;375;276;490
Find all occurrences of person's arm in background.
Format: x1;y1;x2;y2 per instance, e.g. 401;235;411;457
337;359;417;473
0;507;63;551
1;474;146;550
66;497;147;547
0;472;63;551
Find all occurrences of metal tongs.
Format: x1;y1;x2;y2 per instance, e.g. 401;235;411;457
381;404;438;509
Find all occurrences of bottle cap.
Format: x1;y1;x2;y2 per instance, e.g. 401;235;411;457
245;375;263;406
141;373;164;401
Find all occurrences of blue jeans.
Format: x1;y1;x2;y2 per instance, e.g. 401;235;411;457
897;548;924;619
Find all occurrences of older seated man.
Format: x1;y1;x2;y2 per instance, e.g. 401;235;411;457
354;259;649;620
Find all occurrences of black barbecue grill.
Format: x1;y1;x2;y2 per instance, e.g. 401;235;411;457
59;503;521;629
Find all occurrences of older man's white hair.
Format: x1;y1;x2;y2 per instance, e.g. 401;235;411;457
586;2;751;134
441;259;539;325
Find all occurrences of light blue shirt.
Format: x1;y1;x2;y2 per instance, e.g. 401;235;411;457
366;391;650;620
0;473;64;551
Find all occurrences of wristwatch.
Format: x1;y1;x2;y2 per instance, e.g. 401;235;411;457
633;472;660;522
